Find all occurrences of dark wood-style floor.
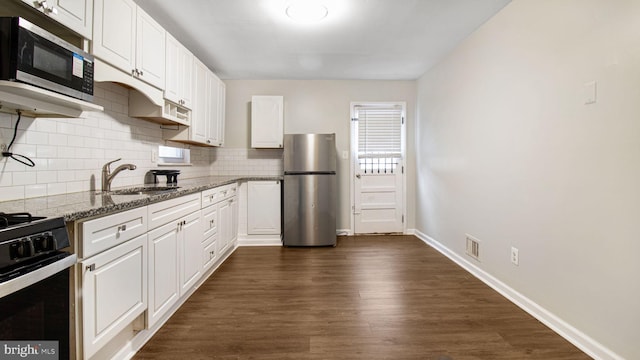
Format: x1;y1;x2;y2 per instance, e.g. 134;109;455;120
134;235;590;360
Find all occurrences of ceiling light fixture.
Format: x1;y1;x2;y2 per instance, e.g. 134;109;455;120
286;1;328;23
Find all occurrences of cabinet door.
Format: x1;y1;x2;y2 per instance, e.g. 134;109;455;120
136;7;165;89
217;79;226;146
251;96;284;148
92;0;136;74
191;58;209;144
217;199;232;255
178;43;193;109
164;33;180;105
179;211;203;296
81;234;147;359
207;73;221;146
147;221;179;328
248;181;282;235
22;0;93;39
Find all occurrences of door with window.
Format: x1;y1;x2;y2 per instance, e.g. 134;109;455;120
351;102;405;234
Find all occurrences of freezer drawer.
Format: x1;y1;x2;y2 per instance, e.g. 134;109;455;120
283;174;336;246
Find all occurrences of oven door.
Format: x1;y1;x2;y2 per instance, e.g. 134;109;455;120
0;253;77;360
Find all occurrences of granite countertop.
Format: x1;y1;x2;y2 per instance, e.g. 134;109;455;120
0;176;282;222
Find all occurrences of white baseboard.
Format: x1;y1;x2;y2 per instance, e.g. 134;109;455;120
336;229;352;236
413;230;622;360
405;228;416;235
238;235;281;246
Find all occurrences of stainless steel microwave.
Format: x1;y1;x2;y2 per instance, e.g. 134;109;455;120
0;17;94;102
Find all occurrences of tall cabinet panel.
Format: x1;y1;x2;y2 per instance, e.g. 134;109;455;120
92;0;136;73
135;8;165;89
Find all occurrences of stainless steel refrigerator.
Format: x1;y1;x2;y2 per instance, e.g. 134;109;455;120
283;133;337;246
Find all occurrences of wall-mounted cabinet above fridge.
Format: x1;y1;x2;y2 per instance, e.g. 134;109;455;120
251;95;284;148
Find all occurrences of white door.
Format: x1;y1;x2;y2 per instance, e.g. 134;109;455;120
352;103;405;234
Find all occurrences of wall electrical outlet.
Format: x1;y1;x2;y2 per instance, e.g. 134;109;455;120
511;246;519;266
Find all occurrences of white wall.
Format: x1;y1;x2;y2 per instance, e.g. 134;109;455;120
224;80;417;231
415;1;640;358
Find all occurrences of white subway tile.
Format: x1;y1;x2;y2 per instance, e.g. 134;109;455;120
0;185;25;201
24;184;46;198
26;131;48;145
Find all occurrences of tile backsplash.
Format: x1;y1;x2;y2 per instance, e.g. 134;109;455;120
0;82;282;202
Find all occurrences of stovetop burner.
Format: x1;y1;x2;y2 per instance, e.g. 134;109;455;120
0;212;46;229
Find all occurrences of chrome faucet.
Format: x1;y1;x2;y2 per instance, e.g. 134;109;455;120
102;158;137;192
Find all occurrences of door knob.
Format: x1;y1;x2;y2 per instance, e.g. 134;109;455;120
356;174;361;179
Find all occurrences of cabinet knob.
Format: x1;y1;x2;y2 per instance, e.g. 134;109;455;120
118;224;127;232
86;264;96;272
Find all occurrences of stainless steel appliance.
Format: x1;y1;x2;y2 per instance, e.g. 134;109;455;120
283;133;337;246
0;17;94;101
0;213;76;359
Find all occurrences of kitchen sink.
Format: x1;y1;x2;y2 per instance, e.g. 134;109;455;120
109;186;181;196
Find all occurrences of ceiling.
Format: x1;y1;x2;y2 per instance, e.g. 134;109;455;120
134;0;512;80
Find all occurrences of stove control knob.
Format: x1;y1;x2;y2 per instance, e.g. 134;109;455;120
10;238;34;259
33;234;54;253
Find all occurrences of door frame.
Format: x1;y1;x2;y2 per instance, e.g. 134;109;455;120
349;101;407;235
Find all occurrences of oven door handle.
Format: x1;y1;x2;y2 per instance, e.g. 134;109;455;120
0;254;77;298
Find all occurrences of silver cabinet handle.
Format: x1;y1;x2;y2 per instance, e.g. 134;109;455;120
86;264;96;271
118;224;127;232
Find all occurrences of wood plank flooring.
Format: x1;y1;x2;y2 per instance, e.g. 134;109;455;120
134;235;591;360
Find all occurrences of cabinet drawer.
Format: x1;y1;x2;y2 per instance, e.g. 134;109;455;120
148;193;201;230
202;206;218;240
81;207;148;258
202;234;217;272
201;183;238;208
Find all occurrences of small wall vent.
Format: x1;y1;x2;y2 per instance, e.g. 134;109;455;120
466;234;480;261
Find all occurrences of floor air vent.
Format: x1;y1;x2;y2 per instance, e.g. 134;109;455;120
466;234;480;261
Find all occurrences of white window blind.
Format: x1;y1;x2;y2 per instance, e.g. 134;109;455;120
354;105;403;173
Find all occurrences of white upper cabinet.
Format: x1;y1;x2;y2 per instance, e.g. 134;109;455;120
21;0;93;39
135;8;165;89
92;0;165;89
165;32;193;110
164;57;225;147
251;95;284;148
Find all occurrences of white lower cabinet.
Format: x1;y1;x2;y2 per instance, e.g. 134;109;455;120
81;234;147;359
77;184;241;358
248;181;281;235
147;221;179;328
179;211;203;296
146;194;202;328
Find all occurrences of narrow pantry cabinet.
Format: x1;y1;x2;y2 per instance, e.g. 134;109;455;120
78;206;149;359
93;0;165;89
251;96;284;148
19;0;93;39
